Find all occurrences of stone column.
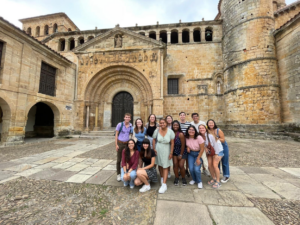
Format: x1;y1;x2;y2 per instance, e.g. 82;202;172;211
75;39;79;47
201;30;206;42
167;32;171;44
93;105;100;131
145;32;149;38
190;30;194;43
152;99;164;119
178;31;182;44
85;105;90;132
156;33;160;41
65;40;70;52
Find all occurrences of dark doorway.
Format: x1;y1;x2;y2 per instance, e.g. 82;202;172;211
182;30;189;43
25;102;54;138
112;92;133;127
171;31;178;44
194;29;201;42
149;32;156;40
160;32;167;43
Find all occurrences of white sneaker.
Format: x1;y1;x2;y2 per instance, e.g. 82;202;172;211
161;177;163;185
158;184;167;194
168;171;171;178
117;174;121;182
139;185;151;193
221;177;229;183
189;180;195;185
130;185;134;189
204;170;211;177
198;182;203;189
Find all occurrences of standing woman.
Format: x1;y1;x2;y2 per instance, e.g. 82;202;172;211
185;125;205;189
134;138;158;192
133;118;147;151
172;120;187;186
152;118;175;194
199;124;223;189
165;115;173;178
121;139;139;189
207;119;230;183
146;114;159;149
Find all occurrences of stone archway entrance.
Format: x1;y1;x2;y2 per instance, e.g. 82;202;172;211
112;92;133;127
0;97;11;144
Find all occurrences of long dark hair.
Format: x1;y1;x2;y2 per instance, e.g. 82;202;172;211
148;114;157;124
140;138;152;159
185;125;198;139
207;119;218;130
134;118;144;134
125;139;137;162
172;120;183;134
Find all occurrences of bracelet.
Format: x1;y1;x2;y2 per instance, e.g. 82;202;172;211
178;154;182;157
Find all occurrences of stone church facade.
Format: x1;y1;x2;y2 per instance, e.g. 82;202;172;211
0;0;299;145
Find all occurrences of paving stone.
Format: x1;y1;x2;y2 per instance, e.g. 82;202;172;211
46;170;77;182
218;191;254;206
82;158;99;165
29;168;61;180
154;200;212;225
102;164;116;171
279;168;300;178
284;178;300;188
0;161;19;170
67;157;86;163
109;160;117;165
90;159;112;168
33;157;59;165
208;205;274;225
247;174;283;183
66;174;93;183
4;164;37;172
231;175;281;199
0;176;20;184
157;186;195;202
52;157;73;163
10;157;40;164
194;189;226;205
15;168;43;177
204;180;238;191
34;162;60;169
239;166;271;174
105;173;124;187
66;163;90;172
0;171;16;181
78;166;102;175
52;161;77;169
263;182;300;200
86;170;116;184
63;151;86;158
261;167;299;179
229;166;247;175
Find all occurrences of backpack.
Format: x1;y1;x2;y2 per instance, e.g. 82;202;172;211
114;122;132;136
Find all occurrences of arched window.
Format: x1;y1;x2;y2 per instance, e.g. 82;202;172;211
87;36;94;41
68;28;72;32
217;81;221;94
193;28;201;42
69;38;75;50
44;25;49;35
205;28;213;42
139;32;145;36
182;29;189;43
78;37;84;45
149;31;156;40
59;39;65;51
35;26;40;37
171;30;178;44
27;27;32;36
53;23;58;33
159;31;167;43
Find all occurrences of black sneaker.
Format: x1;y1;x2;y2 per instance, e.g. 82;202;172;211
174;178;179;186
221;177;230;183
185;170;191;178
182;178;187;186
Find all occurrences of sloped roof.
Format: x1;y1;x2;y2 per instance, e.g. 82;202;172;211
274;0;300;15
274;11;300;34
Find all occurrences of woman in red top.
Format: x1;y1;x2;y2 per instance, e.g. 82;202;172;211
121;139;139;188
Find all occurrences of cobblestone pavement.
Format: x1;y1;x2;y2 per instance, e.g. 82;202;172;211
228;137;300;167
0;137;300;224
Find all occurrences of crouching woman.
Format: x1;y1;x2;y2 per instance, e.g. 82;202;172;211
134;138;158;192
121;139;139;189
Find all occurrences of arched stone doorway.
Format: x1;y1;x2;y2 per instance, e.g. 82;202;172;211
112;92;133;127
25;102;56;138
0;97;11;144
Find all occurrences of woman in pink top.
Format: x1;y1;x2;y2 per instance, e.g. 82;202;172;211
185;125;205;189
121;139;139;189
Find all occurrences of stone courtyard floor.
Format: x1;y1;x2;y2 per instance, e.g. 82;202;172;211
0;137;300;225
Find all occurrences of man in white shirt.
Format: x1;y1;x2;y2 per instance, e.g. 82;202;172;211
191;113;210;177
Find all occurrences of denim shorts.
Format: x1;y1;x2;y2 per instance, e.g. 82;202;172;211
218;151;224;157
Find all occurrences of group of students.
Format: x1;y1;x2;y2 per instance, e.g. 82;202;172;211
115;112;230;194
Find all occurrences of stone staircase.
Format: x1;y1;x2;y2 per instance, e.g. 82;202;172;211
80;128;115;139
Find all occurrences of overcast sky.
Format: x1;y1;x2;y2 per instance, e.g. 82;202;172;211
0;0;296;30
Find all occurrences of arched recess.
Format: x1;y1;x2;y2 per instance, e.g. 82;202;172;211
84;65;153;128
213;73;224;95
0;97;12;144
25;101;61;137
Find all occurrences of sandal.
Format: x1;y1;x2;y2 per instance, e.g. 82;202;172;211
208;179;216;185
213;182;221;189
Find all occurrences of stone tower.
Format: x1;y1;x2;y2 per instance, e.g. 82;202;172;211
221;0;282;131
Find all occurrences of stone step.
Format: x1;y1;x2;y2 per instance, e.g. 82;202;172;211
80;135;114;139
81;130;115;137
